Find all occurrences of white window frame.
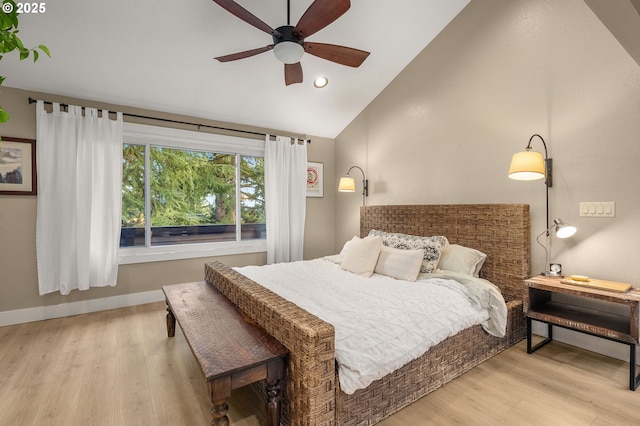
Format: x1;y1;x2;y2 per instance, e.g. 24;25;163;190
118;123;266;265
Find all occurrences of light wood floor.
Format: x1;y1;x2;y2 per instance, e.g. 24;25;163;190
1;302;639;426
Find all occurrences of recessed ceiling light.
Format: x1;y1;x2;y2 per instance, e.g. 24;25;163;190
313;76;328;88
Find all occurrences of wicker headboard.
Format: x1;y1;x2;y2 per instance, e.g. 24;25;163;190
360;204;530;302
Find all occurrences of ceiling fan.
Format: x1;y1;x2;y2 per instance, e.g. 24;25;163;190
212;0;370;86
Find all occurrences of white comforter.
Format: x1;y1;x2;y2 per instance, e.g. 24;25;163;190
234;258;507;394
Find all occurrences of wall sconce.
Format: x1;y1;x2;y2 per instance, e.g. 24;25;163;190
338;165;368;205
508;133;552;230
508;134;552;185
509;134;573;275
537;218;577;276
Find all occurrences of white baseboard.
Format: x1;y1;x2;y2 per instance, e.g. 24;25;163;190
531;320;632;363
0;290;165;327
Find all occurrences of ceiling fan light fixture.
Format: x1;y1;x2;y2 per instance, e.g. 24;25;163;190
211;0;369;85
273;41;304;64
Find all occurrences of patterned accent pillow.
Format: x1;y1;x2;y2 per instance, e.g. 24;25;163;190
368;229;449;273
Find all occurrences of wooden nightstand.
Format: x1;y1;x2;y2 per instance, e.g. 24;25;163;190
524;275;640;390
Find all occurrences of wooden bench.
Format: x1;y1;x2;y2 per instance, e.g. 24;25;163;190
163;281;289;425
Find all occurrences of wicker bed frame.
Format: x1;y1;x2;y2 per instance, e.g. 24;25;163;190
205;204;530;425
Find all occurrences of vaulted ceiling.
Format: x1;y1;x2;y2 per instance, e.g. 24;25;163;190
584;0;640;68
2;0;470;138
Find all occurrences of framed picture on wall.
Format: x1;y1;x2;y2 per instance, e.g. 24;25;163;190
306;162;323;198
0;137;37;196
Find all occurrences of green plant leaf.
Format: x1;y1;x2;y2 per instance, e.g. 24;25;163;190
0;0;49;123
0;14;10;30
39;44;51;57
7;1;18;27
0;107;10;123
14;34;24;49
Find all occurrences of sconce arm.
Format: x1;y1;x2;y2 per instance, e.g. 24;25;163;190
346;166;368;197
526;134;552;188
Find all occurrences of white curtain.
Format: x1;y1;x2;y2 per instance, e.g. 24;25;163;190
265;135;308;264
36;101;123;295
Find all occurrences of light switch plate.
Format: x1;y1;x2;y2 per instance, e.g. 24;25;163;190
579;202;615;217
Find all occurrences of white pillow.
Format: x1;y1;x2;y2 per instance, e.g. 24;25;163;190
437;244;487;277
374;246;424;282
340;236;358;256
341;236;383;277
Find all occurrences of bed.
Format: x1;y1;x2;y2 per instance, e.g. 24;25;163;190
204;204;530;425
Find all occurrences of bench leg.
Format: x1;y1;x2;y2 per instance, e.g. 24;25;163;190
266;358;285;426
211;401;229;426
209;377;231;426
166;302;176;337
266;379;282;426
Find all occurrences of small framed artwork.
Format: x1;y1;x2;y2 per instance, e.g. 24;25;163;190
0;137;37;195
306;162;323;197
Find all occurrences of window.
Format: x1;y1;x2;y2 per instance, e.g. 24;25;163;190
119;123;266;264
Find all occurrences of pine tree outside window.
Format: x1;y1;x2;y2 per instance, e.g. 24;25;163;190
119;124;266;264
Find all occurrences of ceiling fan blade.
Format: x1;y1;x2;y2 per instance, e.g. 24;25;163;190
285;62;303;86
304;42;370;67
212;0;280;36
215;45;273;62
293;0;350;38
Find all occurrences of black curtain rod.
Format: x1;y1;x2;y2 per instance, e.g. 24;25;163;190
28;97;310;143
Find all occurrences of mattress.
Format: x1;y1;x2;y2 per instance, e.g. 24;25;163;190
235;257;507;394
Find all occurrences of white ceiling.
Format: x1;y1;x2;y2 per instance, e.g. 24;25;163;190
3;0;469;139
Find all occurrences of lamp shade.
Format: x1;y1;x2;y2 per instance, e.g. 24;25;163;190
508;151;545;181
554;219;577;239
338;177;356;192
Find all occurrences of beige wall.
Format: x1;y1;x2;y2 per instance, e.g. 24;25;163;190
0;87;335;312
336;0;640;285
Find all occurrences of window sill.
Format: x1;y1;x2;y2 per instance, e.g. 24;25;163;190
118;240;267;265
